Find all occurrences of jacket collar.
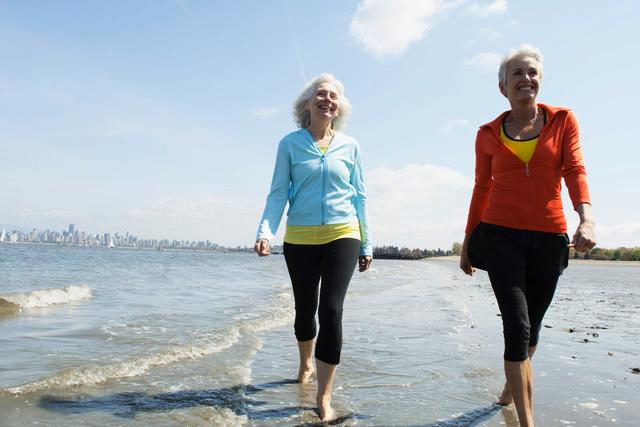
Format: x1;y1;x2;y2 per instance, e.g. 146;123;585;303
480;103;570;135
299;128;343;151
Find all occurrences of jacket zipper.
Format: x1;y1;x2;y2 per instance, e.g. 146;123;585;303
320;154;327;225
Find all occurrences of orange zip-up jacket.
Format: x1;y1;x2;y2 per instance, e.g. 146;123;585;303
465;103;591;235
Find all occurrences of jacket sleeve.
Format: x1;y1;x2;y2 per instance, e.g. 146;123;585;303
351;142;372;256
465;130;493;235
256;138;291;242
561;110;591;209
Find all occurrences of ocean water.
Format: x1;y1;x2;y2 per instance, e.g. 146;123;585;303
0;244;638;426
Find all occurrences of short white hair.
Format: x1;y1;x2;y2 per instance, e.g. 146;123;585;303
498;44;544;85
293;73;352;131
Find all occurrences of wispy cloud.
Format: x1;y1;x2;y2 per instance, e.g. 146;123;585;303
367;163;472;248
468;0;508;16
350;0;451;58
464;52;501;70
292;35;307;83
251;106;284;120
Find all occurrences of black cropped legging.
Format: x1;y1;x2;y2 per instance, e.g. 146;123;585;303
283;238;360;365
477;222;569;362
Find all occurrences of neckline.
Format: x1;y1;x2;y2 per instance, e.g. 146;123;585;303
501;109;547;141
302;128;337;154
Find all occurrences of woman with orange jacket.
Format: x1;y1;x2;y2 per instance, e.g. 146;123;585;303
460;45;596;427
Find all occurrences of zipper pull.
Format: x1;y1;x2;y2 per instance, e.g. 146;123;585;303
524;164;530;176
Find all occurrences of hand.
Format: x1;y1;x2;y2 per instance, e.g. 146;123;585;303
254;239;271;257
359;256;372;272
571;221;596;253
459;246;475;276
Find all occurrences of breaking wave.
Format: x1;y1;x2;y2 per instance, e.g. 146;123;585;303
0;285;92;310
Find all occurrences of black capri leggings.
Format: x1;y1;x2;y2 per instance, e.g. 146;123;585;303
475;222;569;362
283;238;360;365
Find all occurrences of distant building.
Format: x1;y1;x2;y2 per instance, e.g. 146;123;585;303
68;224;75;234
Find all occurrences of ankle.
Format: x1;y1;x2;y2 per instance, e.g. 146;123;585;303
316;393;331;404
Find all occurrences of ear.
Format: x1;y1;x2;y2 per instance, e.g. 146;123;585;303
498;81;507;98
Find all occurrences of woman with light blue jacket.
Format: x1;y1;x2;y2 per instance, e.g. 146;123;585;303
255;73;372;422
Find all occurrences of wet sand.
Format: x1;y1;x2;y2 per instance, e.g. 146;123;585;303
420;257;639;426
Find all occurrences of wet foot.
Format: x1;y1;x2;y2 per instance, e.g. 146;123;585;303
297;366;315;384
498;382;513;405
317;396;336;421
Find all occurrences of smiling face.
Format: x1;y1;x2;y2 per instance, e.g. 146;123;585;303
499;55;542;103
306;82;340;124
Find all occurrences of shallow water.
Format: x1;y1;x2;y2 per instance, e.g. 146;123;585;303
0;244;638;426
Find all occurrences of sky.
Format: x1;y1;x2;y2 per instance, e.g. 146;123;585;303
1;0;639;249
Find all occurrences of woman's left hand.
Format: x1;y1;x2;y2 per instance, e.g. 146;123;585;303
359;256;372;272
572;221;596;253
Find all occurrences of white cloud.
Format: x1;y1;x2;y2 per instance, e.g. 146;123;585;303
251;106;284;120
468;0;508;16
464;52;501;69
367;163;472;248
350;0;449;58
127;197;259;246
586;222;640;248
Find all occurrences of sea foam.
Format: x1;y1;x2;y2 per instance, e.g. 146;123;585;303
0;285;92;309
3;327;241;395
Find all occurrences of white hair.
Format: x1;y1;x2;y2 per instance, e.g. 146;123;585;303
498;44;544;85
293;73;352;131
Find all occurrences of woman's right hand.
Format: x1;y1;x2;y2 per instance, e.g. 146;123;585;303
254;239;271;257
459;237;475;276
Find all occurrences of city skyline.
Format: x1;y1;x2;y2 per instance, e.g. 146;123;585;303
0;223;223;250
2;1;639;248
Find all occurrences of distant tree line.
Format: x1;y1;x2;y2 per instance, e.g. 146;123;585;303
373;245;453;260
377;242;640;262
571;246;640;261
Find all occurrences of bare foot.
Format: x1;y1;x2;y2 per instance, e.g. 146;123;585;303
317;395;336;421
498;382;513;405
297;365;315;384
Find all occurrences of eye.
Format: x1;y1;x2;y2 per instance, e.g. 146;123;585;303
330;93;338;100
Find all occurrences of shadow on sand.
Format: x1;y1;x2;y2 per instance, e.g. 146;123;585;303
39;379;501;426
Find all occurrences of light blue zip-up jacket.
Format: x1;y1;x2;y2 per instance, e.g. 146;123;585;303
256;128;372;256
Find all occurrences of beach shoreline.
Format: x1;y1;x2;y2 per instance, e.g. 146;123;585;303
424;255;640;266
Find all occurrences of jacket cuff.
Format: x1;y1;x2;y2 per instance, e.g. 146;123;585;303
360;243;373;257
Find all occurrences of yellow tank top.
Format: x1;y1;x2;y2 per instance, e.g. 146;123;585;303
500;123;538;164
284;222;361;245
